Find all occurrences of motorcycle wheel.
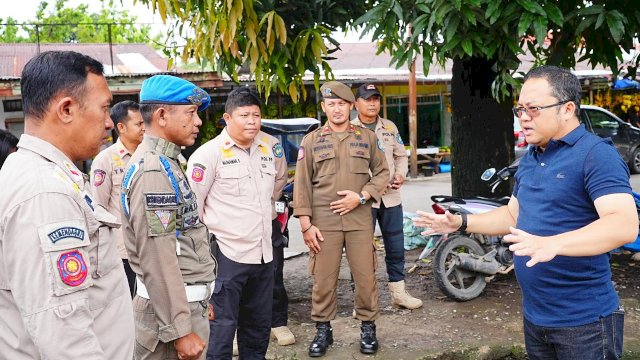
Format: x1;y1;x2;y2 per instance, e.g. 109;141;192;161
433;235;487;301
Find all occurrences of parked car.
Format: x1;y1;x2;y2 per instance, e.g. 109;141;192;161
580;105;640;174
514;105;640;173
260;118;321;166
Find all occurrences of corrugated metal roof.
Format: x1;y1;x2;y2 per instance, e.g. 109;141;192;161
0;43;169;77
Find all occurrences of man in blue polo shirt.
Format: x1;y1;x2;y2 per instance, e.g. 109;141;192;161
413;65;638;359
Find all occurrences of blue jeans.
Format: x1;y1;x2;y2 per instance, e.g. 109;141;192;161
372;203;405;282
523;309;624;360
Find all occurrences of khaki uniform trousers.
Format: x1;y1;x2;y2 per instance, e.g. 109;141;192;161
309;229;379;321
133;296;210;360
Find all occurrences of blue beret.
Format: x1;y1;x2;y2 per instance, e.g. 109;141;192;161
140;75;211;112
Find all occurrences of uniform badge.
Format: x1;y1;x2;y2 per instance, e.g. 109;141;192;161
259;145;268;154
273;143;284;158
297;146;305;161
187;87;208;107
154;210;172;231
322;87;333;97
377;139;384;152
48;227;85;244
64;161;81;178
191;163;206;183
57;250;88;287
222;148;235;158
397;133;404;145
93;169;106;187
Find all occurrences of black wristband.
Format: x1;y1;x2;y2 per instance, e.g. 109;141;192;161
458;213;468;232
302;224;313;233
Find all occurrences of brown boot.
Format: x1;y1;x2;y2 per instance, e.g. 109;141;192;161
388;280;423;309
271;326;296;346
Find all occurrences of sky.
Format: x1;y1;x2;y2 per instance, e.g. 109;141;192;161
2;0;366;43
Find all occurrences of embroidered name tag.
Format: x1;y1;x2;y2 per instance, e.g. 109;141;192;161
48;227;85;244
145;193;178;207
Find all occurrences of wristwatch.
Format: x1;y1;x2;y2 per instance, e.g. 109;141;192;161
358;193;367;205
458;213;468;232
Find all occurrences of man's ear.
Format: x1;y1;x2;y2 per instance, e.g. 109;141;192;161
157;107;168;127
117;121;126;134
564;101;577;120
222;112;231;124
55;96;75;124
320;101;326;113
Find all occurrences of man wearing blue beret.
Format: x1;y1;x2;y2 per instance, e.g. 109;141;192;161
121;75;217;360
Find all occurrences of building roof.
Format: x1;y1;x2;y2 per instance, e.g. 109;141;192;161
291;42;615;83
0;43;169;77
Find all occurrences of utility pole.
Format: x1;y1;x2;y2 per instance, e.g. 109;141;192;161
408;24;418;178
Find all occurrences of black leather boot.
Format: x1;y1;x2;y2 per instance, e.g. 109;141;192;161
308;321;333;357
360;321;379;354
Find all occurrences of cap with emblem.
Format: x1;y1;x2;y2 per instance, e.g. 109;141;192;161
140;75;211;112
320;81;355;103
355;83;381;100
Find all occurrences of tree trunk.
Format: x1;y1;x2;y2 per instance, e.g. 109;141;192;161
450;57;514;198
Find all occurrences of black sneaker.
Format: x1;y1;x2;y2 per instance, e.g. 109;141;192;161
360;321;379;354
308;321;333;357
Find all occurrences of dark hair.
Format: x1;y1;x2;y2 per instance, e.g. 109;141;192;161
110;100;140;134
523;65;581;115
225;87;262;114
20;51;104;121
0;129;19;169
139;103;165;124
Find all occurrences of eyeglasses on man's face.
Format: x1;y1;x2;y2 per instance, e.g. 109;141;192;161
512;100;571;118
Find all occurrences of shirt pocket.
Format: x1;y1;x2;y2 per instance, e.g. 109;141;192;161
217;165;250;198
313;150;337;177
38;219;93;296
349;147;371;174
90;206;123;277
260;165;277;199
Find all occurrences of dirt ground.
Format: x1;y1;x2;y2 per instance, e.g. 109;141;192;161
263;247;640;359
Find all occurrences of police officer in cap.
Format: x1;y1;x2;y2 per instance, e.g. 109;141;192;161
293;81;389;357
121;75;217;360
351;83;422;310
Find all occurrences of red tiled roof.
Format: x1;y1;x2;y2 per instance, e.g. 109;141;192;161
0;43;169;77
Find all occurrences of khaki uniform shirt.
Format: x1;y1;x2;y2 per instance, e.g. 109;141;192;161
188;129;287;264
293;124;390;230
0;134;134;359
121;135;216;343
351;116;408;208
90;139;132;259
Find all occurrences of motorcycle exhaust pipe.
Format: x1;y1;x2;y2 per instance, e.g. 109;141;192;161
456;251;501;276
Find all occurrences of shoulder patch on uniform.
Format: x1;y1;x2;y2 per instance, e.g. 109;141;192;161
191;163;206;183
397;133;404;145
57;250;88;287
93;169;106;187
39;220;90;250
146;209;176;236
297;146;305;161
48;227;85;244
145;193;178;207
273;143;284;158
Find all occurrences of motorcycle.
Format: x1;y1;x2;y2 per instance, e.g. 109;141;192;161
411;160;519;301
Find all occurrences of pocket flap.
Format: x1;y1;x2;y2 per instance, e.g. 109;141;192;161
313;150;336;162
219;165;249;179
349;146;371;159
136;323;160;352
